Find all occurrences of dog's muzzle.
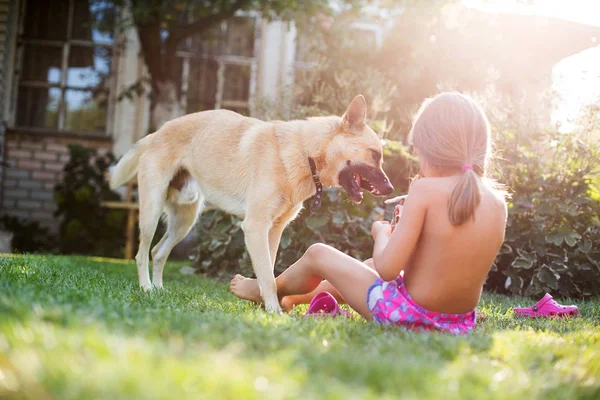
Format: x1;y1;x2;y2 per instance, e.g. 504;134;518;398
338;163;394;203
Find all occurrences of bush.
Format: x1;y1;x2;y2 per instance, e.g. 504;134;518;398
486;130;600;298
0;216;56;253
196;188;388;280
54;145;127;257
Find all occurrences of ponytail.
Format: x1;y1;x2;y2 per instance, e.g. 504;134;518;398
409;92;492;225
448;165;481;226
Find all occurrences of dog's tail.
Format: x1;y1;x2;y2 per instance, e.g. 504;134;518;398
110;143;144;189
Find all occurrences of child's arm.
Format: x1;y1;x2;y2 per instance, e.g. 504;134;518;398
372;180;428;281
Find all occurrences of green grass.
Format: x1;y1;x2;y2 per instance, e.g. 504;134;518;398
1;254;599;400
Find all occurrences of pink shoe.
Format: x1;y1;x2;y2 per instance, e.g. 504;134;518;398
304;292;352;318
514;293;579;318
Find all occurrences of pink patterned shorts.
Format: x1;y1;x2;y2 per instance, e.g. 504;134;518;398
367;276;476;334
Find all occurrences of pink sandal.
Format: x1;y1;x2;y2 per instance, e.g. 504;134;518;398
303;292;352;318
514;293;579;318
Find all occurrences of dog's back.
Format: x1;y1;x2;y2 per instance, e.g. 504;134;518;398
111;110;264;188
112;109;286;217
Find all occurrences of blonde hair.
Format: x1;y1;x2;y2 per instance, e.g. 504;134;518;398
409;92;491;226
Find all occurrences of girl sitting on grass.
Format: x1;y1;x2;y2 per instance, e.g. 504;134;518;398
230;92;507;334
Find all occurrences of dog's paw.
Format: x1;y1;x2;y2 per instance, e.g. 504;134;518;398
140;283;153;292
152;283;164;290
265;301;283;314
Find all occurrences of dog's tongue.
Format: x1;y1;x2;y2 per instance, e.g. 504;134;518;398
354;173;361;188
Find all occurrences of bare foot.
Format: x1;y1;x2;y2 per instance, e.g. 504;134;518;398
229;274;263;303
281;296;295;312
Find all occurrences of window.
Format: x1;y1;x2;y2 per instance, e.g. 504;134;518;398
177;14;259;116
15;0;116;134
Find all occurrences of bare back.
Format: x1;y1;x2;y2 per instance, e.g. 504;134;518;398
402;177;506;313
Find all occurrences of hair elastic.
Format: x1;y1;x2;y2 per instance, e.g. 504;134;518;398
461;164;474;172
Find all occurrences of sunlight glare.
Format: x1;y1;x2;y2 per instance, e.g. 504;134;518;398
464;0;600;132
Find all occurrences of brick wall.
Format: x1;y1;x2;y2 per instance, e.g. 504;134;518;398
1;131;112;230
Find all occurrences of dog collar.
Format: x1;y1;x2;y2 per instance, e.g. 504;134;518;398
308;157;323;211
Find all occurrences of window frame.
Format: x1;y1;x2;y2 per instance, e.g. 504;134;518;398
177;11;261;117
10;0;118;137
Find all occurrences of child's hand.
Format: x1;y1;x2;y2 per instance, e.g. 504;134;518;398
372;221;392;240
384;195;407;205
391;204;403;231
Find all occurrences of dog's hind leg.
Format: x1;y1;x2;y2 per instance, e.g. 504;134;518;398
136;166;169;291
151;198;204;288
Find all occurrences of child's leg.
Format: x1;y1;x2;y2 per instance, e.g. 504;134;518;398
230;245;379;319
281;281;338;311
281;259;375;310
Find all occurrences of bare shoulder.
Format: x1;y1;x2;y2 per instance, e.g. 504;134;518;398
481;181;508;220
407;178;436;198
404;178;440;208
409;177;455;198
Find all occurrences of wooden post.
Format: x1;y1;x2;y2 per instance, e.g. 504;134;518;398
124;181;136;260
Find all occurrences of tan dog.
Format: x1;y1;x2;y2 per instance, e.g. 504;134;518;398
110;95;393;312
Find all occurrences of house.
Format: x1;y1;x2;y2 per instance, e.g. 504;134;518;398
0;0;311;232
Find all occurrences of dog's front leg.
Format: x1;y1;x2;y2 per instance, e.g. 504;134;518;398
242;217;282;313
268;221;286;267
268;204;303;266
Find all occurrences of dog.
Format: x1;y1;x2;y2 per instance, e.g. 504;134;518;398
110;95;394;313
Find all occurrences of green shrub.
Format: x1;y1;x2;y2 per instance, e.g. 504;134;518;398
486;130;600;298
0;215;56;253
195;189;389;280
54;145;127;257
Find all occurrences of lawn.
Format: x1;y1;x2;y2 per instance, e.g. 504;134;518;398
0;255;599;399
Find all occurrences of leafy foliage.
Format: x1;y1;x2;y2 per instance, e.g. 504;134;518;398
486;130;600;298
195;188;386;280
54;145;127;257
0;216;55;253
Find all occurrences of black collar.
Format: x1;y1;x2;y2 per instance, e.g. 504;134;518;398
308;157;323;211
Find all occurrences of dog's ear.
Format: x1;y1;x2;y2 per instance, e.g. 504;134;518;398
341;95;367;133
